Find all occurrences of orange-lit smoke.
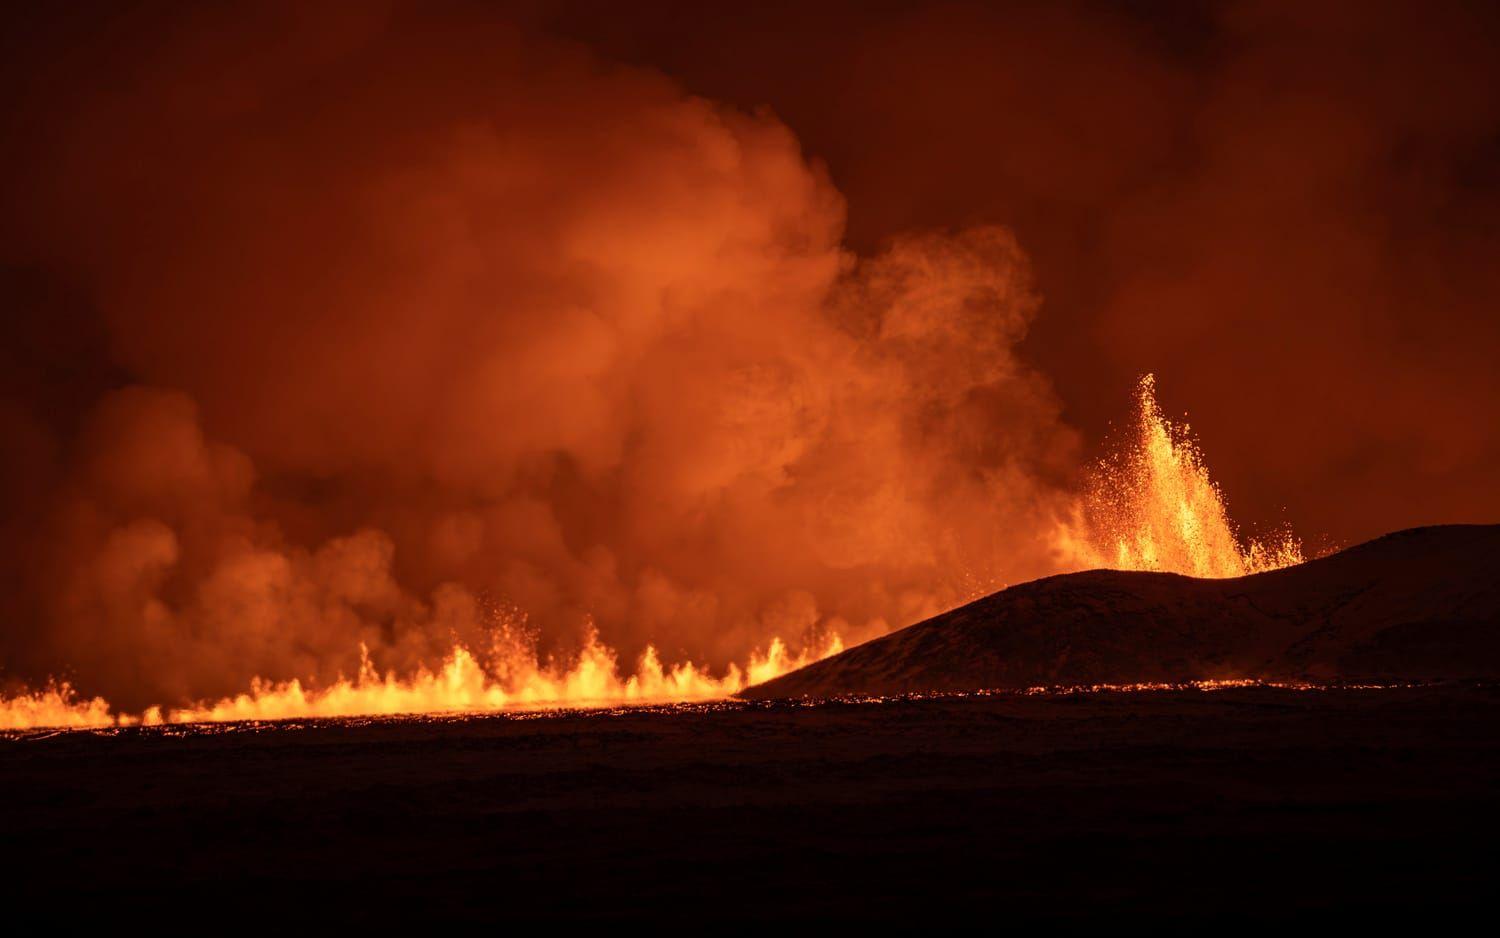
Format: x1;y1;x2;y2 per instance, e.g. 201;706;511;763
0;5;1311;731
0;7;1074;720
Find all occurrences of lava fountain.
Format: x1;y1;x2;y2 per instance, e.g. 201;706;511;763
1055;374;1304;578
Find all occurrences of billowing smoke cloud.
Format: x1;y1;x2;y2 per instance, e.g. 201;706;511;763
7;0;1497;710
547;0;1500;545
0;3;1077;707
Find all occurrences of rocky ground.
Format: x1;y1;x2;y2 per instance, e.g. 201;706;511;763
4;682;1497;924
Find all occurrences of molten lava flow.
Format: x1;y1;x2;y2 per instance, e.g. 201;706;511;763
1057;374;1303;578
168;630;842;724
0;683;120;731
0;630;843;732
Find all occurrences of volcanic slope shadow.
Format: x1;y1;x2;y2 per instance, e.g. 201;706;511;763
743;524;1500;700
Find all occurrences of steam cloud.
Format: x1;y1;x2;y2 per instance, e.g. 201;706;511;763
4;1;1496;710
0;4;1078;707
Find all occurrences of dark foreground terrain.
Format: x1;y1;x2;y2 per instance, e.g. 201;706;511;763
4;683;1499;925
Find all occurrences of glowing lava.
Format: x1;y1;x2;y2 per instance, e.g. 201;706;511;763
1;630;844;731
1056;374;1303;578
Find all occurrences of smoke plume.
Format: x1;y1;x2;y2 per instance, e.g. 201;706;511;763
0;3;1078;708
4;0;1497;712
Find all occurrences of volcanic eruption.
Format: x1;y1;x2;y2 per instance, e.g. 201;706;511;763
2;372;1302;729
2;2;1497;736
7;5;1500;930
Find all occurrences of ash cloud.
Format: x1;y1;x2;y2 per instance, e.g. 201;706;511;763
0;3;1077;706
544;0;1500;544
4;0;1498;708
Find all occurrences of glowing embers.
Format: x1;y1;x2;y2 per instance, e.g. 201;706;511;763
1058;374;1303;578
0;629;843;733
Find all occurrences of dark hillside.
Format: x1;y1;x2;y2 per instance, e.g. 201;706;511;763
744;525;1500;700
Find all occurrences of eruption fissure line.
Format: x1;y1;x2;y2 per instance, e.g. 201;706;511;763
0;632;844;731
